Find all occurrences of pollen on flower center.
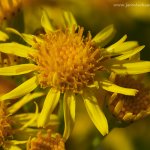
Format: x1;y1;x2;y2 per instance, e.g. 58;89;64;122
27;130;65;150
32;27;104;93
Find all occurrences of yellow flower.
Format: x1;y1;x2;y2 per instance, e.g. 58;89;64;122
0;11;150;140
0;100;33;149
0;101;13;147
0;92;59;149
27;130;65;150
108;74;150;122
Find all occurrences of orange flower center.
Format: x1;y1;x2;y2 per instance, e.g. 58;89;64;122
32;27;104;93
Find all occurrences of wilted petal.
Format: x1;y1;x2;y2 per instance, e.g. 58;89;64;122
38;88;60;127
0;76;38;100
82;88;108;136
63;91;76;140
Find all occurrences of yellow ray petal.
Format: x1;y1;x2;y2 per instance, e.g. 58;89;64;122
92;25;116;47
13;113;36;123
111;61;150;74
0;76;38;101
0;31;9;41
0;64;36;76
63;91;76;140
115;45;145;60
41;10;54;32
20;102;39;130
8;92;44;114
106;35;127;51
6;27;42;46
100;80;138;96
82;88;108;136
106;35;138;54
63;11;77;31
108;41;139;54
0;42;37;58
14;113;59;127
38;88;60;127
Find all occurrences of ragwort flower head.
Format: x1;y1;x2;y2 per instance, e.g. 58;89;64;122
27;130;65;150
108;74;150;122
32;27;103;93
0;101;13;147
0;100;31;149
0;93;47;149
0;10;150;140
0;91;59;149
